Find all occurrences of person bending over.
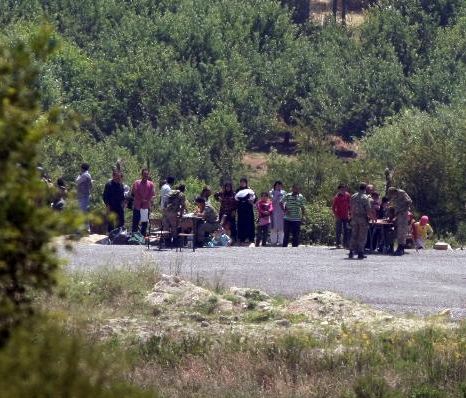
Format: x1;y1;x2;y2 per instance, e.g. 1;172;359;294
194;196;219;246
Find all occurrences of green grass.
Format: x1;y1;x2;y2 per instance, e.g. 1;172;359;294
40;264;159;320
194;295;219;315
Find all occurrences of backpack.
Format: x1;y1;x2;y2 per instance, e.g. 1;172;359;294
166;190;183;211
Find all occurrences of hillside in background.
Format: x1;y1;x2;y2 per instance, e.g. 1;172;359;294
0;0;465;232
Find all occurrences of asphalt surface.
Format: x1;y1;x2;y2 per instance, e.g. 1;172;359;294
64;245;466;319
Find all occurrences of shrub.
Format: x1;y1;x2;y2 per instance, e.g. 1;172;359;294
456;221;466;249
352;374;400;398
363;104;466;233
138;334;211;368
302;201;336;245
0;25;82;343
409;386;447;398
0;317;153;397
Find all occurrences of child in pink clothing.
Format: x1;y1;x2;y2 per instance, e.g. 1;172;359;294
414;215;434;249
255;192;273;246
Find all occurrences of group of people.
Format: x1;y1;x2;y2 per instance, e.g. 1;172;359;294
332;182;433;259
158;177;306;247
52;163;433;253
78;166;306;247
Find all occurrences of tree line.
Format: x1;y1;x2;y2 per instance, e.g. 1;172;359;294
0;0;465;232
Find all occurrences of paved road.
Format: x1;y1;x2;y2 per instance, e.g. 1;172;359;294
64;245;466;319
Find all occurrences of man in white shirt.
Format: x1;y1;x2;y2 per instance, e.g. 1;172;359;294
160;176;174;209
76;163;92;212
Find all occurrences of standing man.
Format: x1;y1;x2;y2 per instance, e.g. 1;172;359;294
281;184;306;247
332;184;351;248
160;176;174;209
387;186;412;256
76;163;92;213
103;170;125;232
349;183;371;259
131;169;155;236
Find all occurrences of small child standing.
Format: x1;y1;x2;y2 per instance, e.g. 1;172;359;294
255;192;273;247
414;215;434;249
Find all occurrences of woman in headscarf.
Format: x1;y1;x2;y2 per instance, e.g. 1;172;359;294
200;186;212;203
269;180;286;245
235;178;256;244
214;182;237;242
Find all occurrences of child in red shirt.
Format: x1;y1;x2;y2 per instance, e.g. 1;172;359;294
332;184;351;248
255;192;273;247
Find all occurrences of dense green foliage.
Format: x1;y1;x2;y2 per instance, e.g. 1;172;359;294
363;102;466;231
0;317;154;397
0;0;465;231
0;26;83;343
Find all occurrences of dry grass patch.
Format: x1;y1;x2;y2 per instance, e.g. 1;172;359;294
37;268;466;397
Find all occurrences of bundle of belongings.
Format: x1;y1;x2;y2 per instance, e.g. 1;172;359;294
108;228;145;245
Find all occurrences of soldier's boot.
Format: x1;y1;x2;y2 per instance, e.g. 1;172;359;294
348;250;354;259
393;245;405;256
357;252;366;259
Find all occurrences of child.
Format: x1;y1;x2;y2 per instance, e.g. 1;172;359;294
378;196;390;219
208;226;232;247
255;192;273;247
219;214;232;240
414;215;434;249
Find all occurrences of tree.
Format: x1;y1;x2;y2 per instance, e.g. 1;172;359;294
281;0;310;24
200;106;245;182
0;26;81;343
363;104;466;232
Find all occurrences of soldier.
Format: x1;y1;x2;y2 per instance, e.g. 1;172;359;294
163;184;186;246
387;186;412;256
349;183;372;259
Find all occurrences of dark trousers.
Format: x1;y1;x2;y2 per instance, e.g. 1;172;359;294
108;207;125;232
283;220;301;247
335;219;349;247
255;224;269;246
132;209;148;236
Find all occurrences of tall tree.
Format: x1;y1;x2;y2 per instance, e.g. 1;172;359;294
0;26;81;344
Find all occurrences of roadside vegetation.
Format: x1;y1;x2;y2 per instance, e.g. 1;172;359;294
30;267;466;398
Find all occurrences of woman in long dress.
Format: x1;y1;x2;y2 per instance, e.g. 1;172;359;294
269;180;286;245
235;178;256;244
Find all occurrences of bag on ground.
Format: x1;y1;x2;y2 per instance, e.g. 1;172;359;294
109;227;129;245
128;231;145;245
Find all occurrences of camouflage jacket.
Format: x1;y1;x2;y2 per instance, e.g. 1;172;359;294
350;192;371;219
392;189;412;214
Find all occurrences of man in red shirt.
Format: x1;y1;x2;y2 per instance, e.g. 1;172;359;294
131;169;155;236
332;184;351;248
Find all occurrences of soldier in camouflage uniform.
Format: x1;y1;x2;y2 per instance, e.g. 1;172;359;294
163;184;186;246
387;187;412;256
349;183;372;259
